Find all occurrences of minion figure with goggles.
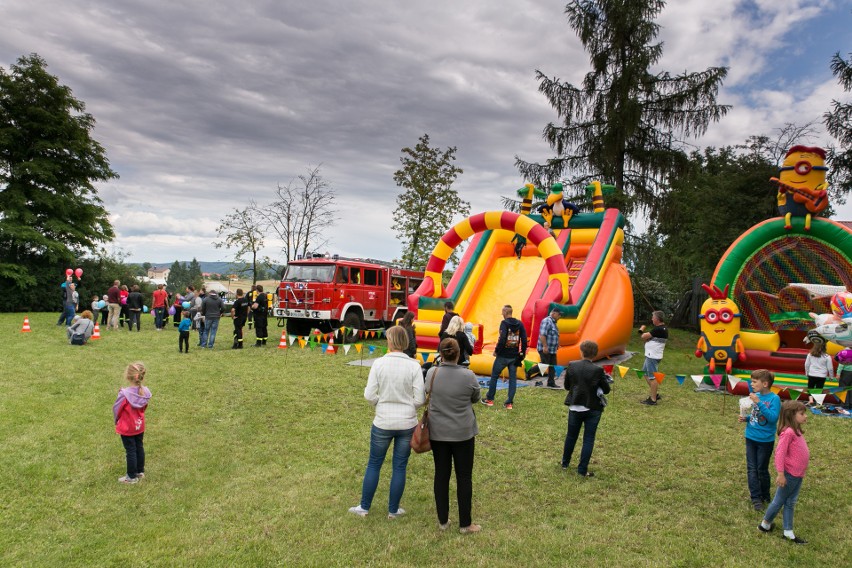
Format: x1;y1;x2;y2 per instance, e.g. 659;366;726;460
695;283;745;374
771;145;829;230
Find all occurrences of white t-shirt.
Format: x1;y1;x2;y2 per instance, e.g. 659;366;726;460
644;325;668;360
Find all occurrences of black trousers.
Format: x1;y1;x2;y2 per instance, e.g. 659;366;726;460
254;316;268;344
120;433;145;478
179;331;190;352
431;438;475;527
233;318;245;347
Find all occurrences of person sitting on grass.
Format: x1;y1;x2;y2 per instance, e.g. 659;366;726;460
67;310;95;345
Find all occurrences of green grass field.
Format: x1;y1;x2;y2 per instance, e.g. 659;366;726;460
1;313;849;567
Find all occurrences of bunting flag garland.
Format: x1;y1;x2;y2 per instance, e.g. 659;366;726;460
298;338;306;348
603;364;614;376
675;374;686;385
320;343;328;353
617;365;630;378
808;388;824;395
691;375;704;387
421;352;430;363
355;344;363;354
727;375;742;390
368;345;376;355
635;370;645;380
653;372;665;385
554;365;565;377
538;363;549;375
812;393;827;405
710;374;723;389
838;391;848;403
343;344;351;355
289;335;297;346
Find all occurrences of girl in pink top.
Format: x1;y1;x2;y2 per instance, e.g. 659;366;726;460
758;400;810;544
113;362;152;484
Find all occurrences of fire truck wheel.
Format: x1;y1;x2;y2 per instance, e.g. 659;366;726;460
343;311;363;342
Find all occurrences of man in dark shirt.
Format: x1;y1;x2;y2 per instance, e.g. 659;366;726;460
438;301;458;339
231;288;249;349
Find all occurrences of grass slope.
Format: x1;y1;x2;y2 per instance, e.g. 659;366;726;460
1;313;849;567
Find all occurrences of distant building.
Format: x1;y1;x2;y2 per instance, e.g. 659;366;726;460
147;266;170;280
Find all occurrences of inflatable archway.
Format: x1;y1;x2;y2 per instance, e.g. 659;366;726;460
711;215;852;382
419;211;569;302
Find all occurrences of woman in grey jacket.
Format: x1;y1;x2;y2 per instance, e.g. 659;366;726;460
426;337;481;533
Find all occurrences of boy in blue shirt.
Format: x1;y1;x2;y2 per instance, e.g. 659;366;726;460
178;310;192;353
737;369;781;511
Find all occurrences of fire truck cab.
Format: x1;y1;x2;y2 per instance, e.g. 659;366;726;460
274;255;423;337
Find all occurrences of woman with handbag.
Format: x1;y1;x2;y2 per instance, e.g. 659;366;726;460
426;337;481;533
349;326;426;519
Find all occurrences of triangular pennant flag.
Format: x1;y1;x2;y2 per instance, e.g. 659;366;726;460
728;375;742;390
675;374;685;385
771;386;783;395
343;344;351;354
378;329;385;338
710;374;723;389
421;352;429;363
538;363;549;374
603;365;614;375
653;372;664;384
289;335;297;345
812;393;827;404
808;388;824;395
321;343;328;353
837;390;848;403
691;375;704;387
635;370;645;380
339;326;346;335
554;365;564;377
298;338;306;348
368;345;376;354
617;365;629;378
306;340;314;349
524;360;534;372
355;343;363;354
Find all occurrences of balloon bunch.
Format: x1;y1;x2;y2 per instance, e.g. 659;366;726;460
61;267;84;288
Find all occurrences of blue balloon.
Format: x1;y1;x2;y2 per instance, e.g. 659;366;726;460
143;305;149;313
97;300;106;309
182;301;191;309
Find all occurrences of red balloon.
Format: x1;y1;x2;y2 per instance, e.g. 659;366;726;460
65;268;73;276
75;268;83;278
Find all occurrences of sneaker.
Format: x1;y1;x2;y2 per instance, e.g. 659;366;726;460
136;472;145;479
786;536;807;545
459;524;481;534
753;502;765;512
503;402;513;410
118;476;138;484
640;398;657;405
758;522;774;533
388;508;406;519
579;471;595;478
481;399;494;407
348;505;368;517
438;521;451;531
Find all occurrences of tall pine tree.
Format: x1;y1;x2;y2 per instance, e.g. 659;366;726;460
824;50;852;197
516;1;729;215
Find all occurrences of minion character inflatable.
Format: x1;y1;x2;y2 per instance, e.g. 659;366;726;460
695;283;746;374
771;145;829;231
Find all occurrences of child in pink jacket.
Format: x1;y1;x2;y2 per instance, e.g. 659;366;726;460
113;362;152;484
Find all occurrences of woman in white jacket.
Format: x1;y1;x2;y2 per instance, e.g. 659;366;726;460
349;326;426;519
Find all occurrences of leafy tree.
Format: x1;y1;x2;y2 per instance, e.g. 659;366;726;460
825;50;852;197
259;165;336;262
187;258;204;290
516;1;729;215
215;202;266;284
0;54;117;310
166;260;187;293
393;134;469;269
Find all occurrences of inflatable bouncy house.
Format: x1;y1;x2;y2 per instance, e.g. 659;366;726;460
407;181;633;377
703;146;850;398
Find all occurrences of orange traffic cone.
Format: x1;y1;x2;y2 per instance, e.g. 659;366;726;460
91;322;101;340
277;330;288;349
327;336;336;355
21;316;32;333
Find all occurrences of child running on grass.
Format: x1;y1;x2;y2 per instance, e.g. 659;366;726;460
737;369;781;511
113;362;152;484
758;400;810;544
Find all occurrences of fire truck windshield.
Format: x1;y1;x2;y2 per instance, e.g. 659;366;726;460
283;264;335;283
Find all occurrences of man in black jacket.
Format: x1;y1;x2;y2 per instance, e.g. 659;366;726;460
483;305;527;409
561;340;611;477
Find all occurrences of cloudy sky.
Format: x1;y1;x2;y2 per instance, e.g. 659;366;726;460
2;0;851;266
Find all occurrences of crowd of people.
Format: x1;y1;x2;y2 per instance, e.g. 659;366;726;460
61;278;275;350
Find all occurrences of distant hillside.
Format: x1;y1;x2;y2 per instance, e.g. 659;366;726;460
146;261;240;274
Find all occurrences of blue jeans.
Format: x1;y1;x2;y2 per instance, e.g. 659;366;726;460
562;409;603;475
201;318;220;348
64;304;76;326
487;355;518;403
153;307;165;329
764;472;803;531
745;438;775;503
642;357;660;375
359;425;414;513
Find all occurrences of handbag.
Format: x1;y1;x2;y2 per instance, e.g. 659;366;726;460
411;368;438;453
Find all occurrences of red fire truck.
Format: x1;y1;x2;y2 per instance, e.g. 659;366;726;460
274;254;424;337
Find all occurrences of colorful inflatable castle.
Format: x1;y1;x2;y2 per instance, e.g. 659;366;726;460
407;181;633;377
706;146;850;398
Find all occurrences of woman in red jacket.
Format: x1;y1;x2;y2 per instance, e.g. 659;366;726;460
113;362;152;484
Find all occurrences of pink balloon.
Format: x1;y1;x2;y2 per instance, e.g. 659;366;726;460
74;268;83;278
65;268;73;276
